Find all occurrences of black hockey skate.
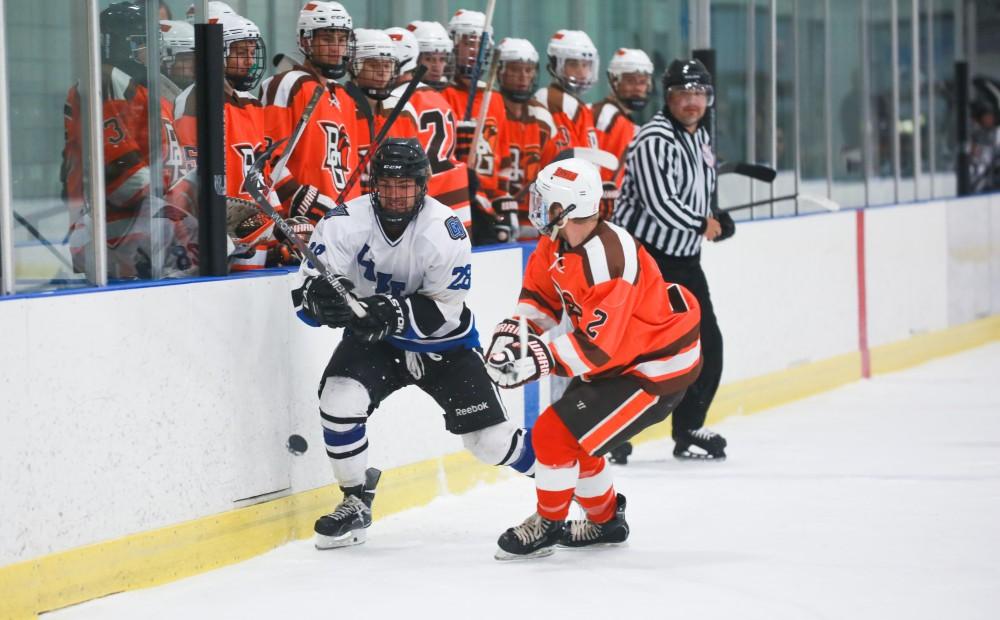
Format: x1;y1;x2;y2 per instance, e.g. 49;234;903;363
494;513;565;561
559;493;630;548
314;467;381;550
673;428;727;461
608;441;633;465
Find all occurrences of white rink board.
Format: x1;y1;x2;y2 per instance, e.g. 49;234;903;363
3;195;1000;569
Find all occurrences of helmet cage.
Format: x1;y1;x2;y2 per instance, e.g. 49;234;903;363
224;34;267;91
301;26;356;79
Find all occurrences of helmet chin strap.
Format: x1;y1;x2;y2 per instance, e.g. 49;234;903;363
543;204;577;240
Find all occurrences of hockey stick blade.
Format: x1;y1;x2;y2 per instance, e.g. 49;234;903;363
243;139;367;318
798;193;841;212
718;161;777;183
552;147;619;171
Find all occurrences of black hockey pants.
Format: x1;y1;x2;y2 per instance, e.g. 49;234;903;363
644;249;723;436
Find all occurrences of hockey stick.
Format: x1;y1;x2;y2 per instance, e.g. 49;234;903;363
551;147;619;171
721;192;841;213
270;83;325;185
12;210;74;271
718;161;777;183
466;48;501;169
462;0;498;122
243;138;367;319
333;64;428;205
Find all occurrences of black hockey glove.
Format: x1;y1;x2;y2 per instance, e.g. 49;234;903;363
491;195;520;243
289;184;338;223
299;275;356;328
350;295;407;343
713;209;736;242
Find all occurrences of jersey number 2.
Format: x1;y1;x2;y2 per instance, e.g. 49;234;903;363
585;308;608;339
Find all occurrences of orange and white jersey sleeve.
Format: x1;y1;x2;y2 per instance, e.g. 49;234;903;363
592;98;637;186
535;85;597;151
522;222;703;395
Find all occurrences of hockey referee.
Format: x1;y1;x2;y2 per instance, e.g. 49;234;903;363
610;58;734;462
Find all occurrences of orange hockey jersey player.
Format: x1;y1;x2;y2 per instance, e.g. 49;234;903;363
387;26;472;229
62;1;196;279
260;2;361;208
592;48;654;218
484;158;702;560
441;9;516;244
345;29;420;195
494;37;560;240
535;30;600;152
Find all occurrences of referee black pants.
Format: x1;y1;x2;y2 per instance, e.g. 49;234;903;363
645;248;723;436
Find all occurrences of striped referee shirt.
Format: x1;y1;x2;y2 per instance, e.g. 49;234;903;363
612;110;716;258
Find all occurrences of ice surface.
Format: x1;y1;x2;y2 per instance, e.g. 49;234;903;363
50;344;1000;619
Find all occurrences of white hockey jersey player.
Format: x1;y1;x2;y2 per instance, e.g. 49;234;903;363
291;138;534;551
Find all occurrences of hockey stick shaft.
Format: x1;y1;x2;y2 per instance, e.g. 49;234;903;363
462;0;497;121
243;139;367;319
270;84;324;185
333;64;428;205
12;210;74;271
721;192;840;213
466;49;500;169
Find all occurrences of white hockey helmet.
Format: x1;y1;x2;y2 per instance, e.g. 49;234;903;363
211;12;266;91
496;38;539;103
384;27;419;74
186;1;235;23
297;1;355;79
406;20;453;88
608;48;654;111
448;9;493;78
546;29;599;95
406;20;453;54
160;20;194;64
350;28;399;100
529;158;603;236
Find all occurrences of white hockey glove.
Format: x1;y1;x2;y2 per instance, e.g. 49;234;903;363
485;332;553;388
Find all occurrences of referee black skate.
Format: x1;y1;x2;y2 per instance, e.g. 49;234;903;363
610;58;734;462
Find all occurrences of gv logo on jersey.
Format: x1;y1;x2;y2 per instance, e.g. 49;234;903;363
319;121;351;190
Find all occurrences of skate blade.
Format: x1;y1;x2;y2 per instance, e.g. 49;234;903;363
315;528;367;550
673;451;726;462
494;546;556;561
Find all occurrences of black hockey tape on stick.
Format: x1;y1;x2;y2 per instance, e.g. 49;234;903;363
333;64;428;205
718;161;777;183
243;139;367;319
12;211;74;271
721;192;840;213
270;83;324;185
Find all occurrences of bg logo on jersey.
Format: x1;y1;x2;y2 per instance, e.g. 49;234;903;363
319;121;351;190
232;143;262;188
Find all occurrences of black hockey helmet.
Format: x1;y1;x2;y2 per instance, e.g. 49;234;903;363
101;2;147;80
370;138;431;228
662;58;715;110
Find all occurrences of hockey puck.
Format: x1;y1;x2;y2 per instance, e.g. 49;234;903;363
286;434;308;455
